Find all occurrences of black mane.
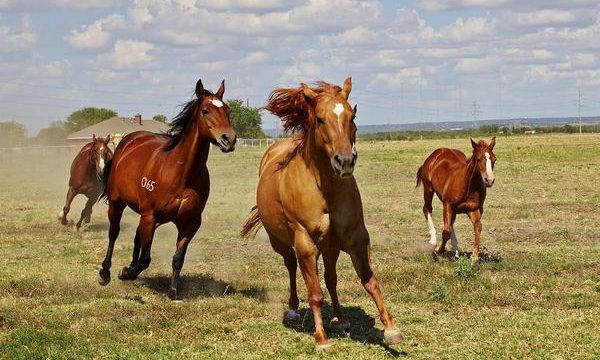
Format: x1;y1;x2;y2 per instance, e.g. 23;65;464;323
164;89;215;150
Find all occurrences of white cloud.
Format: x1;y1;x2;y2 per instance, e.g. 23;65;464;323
417;0;509;11
510;9;577;27
374;67;427;88
455;56;500;74
96;40;155;70
0;19;36;53
66;15;126;50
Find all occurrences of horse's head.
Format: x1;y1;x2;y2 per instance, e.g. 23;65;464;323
302;77;357;178
90;134;113;174
470;137;496;187
195;79;236;153
111;133;124;149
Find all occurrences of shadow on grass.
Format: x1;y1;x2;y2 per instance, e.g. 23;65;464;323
284;304;407;357
432;247;503;263
139;273;268;302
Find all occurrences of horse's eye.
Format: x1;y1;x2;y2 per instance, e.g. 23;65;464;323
202;109;210;115
316;117;325;125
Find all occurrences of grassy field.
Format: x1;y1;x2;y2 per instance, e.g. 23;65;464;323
1;134;599;359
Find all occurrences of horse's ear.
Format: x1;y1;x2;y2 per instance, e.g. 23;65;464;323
92;133;97;142
490;136;496;149
340;77;352;100
105;134;111;143
352;104;357;116
301;83;317;101
195;79;204;98
215;80;225;100
470;138;478;149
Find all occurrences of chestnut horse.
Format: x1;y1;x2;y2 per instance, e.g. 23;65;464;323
416;137;496;261
241;78;403;351
59;134;112;230
98;79;236;300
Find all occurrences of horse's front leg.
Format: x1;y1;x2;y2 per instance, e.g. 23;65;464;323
59;187;76;226
348;227;403;345
168;218;201;301
468;209;482;262
76;193;98;230
322;248;349;330
119;214;157;280
295;228;331;351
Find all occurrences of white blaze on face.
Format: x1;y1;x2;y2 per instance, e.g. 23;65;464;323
98;145;105;172
211;99;224;108
427;213;436;245
485;152;494;180
333;103;344;132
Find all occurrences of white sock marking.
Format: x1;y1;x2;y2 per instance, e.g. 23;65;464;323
427;213;437;245
450;228;459;256
211;99;224;107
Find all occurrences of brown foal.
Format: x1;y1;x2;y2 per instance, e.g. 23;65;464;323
416;137;497;261
59;134;112;230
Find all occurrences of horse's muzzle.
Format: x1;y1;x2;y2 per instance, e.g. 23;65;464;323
217;133;236;153
331;152;357;178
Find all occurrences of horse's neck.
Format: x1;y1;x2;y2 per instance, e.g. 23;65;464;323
302;134;339;196
462;154;480;195
168;120;210;184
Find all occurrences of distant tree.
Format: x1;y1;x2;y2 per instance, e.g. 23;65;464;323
0;121;27;147
479;124;499;134
153;114;167;123
64;107;117;133
227;99;266;138
36;121;68;145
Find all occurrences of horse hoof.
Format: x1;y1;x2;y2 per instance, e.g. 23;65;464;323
98;269;111;286
118;267;136;281
315;342;335;352
384;328;404;345
330;317;350;331
284;309;301;322
169;289;181;302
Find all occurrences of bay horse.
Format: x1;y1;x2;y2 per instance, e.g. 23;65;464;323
59;134;112;230
98;79;236;301
241;78;403;351
416;137;496;262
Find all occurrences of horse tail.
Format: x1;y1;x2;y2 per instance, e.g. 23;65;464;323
240;205;262;238
416;165;423;188
98;158;113;203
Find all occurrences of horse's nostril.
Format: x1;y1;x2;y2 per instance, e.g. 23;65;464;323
334;154;342;166
221;134;229;142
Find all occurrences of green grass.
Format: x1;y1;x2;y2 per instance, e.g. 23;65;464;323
1;133;599;359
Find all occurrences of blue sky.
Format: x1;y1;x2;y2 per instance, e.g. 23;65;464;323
1;0;599;134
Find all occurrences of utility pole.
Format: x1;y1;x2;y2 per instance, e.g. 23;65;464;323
578;88;582;134
472;100;480;121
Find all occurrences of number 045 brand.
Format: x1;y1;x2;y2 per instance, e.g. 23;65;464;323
141;177;155;192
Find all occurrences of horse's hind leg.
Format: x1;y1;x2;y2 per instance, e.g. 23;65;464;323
166;218;201;301
119;214;156;280
436;203;454;254
422;183;436;245
323;248;349;330
269;233;300;322
98;200;125;285
76;194;98;230
59;187;76;226
348;228;403;345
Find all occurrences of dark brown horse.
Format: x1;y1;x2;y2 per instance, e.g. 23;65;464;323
416;137;496;261
241;78;403;351
59;134;112;230
98;79;236;300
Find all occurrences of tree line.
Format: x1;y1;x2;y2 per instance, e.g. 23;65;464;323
1;100;266;147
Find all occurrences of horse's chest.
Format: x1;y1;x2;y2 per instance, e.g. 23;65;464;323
456;192;483;213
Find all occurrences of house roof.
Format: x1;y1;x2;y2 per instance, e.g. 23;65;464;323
67;117;170;140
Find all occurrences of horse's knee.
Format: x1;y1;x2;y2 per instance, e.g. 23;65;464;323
108;225;120;239
442;229;451;240
308;293;324;307
422;205;432;216
172;251;185;271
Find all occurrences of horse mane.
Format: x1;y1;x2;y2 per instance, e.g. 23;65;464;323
164;89;215;150
265;81;343;168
